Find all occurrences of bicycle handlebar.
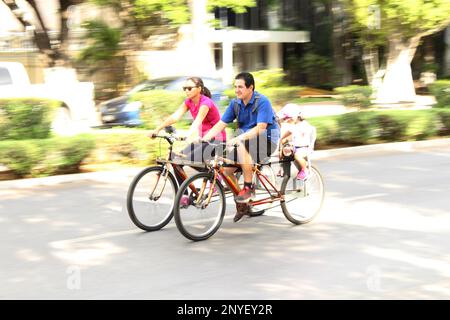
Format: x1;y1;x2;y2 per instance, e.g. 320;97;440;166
151;133;186;144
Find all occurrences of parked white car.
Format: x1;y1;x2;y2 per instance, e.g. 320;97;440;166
0;61;97;135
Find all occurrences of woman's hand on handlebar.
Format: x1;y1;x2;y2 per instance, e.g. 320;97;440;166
147;129;160;139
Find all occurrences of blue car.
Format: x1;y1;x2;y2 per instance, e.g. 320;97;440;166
99;76;230;127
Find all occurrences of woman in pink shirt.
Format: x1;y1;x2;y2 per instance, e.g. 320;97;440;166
148;77;227;185
149;77;226;142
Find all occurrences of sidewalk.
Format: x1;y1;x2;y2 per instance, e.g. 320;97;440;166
297;94;436;118
2;138;450;189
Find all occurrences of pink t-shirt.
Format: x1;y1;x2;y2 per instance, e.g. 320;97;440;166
185;95;226;141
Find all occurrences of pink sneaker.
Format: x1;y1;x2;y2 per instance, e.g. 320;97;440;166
180;195;190;207
296;169;307;180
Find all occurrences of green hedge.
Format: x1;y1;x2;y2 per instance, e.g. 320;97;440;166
0;98;60;140
222;69;301;109
130;90;185;128
436;109;450;134
86;130;162;166
223;86;302;110
0;134;95;178
334;86;372;110
251;68;287;88
429;80;450;108
308;109;449;149
259;87;302;109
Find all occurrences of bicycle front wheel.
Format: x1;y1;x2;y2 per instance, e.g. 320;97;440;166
127;166;178;231
280;164;324;224
174;172;226;241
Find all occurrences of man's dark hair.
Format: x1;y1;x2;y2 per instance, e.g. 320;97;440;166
235;72;255;91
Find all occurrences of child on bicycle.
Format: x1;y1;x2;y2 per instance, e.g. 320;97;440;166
278;110;316;180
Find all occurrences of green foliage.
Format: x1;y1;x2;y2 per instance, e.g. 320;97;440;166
91;0;190;26
78;20;121;65
251;68;287;89
336;112;374;145
296;53;335;89
207;0;256;14
258;87;302;109
0;99;60;140
309;109;443;148
130;90;185;128
86;130;162;165
308;116;340;148
335;85;373;109
435;109;450;134
133;0;190;25
0;135;96;177
0;141;41;177
429;80;450;108
220;68;299;109
222;85;301;110
345;0;450;44
372;114;408;142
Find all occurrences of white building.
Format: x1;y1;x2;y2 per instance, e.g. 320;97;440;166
1;0;310;84
137;0;310;83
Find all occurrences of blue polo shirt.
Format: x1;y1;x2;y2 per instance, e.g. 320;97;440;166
221;91;280;144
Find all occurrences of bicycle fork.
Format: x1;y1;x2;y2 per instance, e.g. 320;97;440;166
149;165;171;201
194;173;218;209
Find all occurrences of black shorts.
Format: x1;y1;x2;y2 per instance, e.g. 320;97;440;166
172;140;224;164
226;132;277;165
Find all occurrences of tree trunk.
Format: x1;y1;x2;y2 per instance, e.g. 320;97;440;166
2;0;75;67
375;34;420;103
330;0;352;86
362;47;379;87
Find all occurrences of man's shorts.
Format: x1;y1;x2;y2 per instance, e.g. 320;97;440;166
226;132;277;165
172;140;225;165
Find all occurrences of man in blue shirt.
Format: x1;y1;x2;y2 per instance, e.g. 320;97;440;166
202;72;280;221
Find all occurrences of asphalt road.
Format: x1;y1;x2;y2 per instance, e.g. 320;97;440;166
1;140;450;299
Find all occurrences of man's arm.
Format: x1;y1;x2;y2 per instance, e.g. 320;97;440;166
235;122;268;141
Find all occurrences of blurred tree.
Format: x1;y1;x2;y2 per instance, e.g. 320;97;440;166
1;0;83;67
207;0;256;14
343;0;450;103
89;0;190;46
77;20;121;71
86;0;191;88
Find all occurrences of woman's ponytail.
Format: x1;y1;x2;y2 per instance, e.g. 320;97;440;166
202;86;212;99
188;77;212;98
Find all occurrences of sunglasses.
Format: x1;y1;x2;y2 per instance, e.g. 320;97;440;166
183;86;199;91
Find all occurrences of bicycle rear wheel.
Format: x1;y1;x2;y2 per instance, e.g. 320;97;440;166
280;164;324;224
174;172;226;241
127;166;177;231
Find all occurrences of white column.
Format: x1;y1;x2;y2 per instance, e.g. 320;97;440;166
222;40;233;84
267;43;282;69
188;0;215;76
